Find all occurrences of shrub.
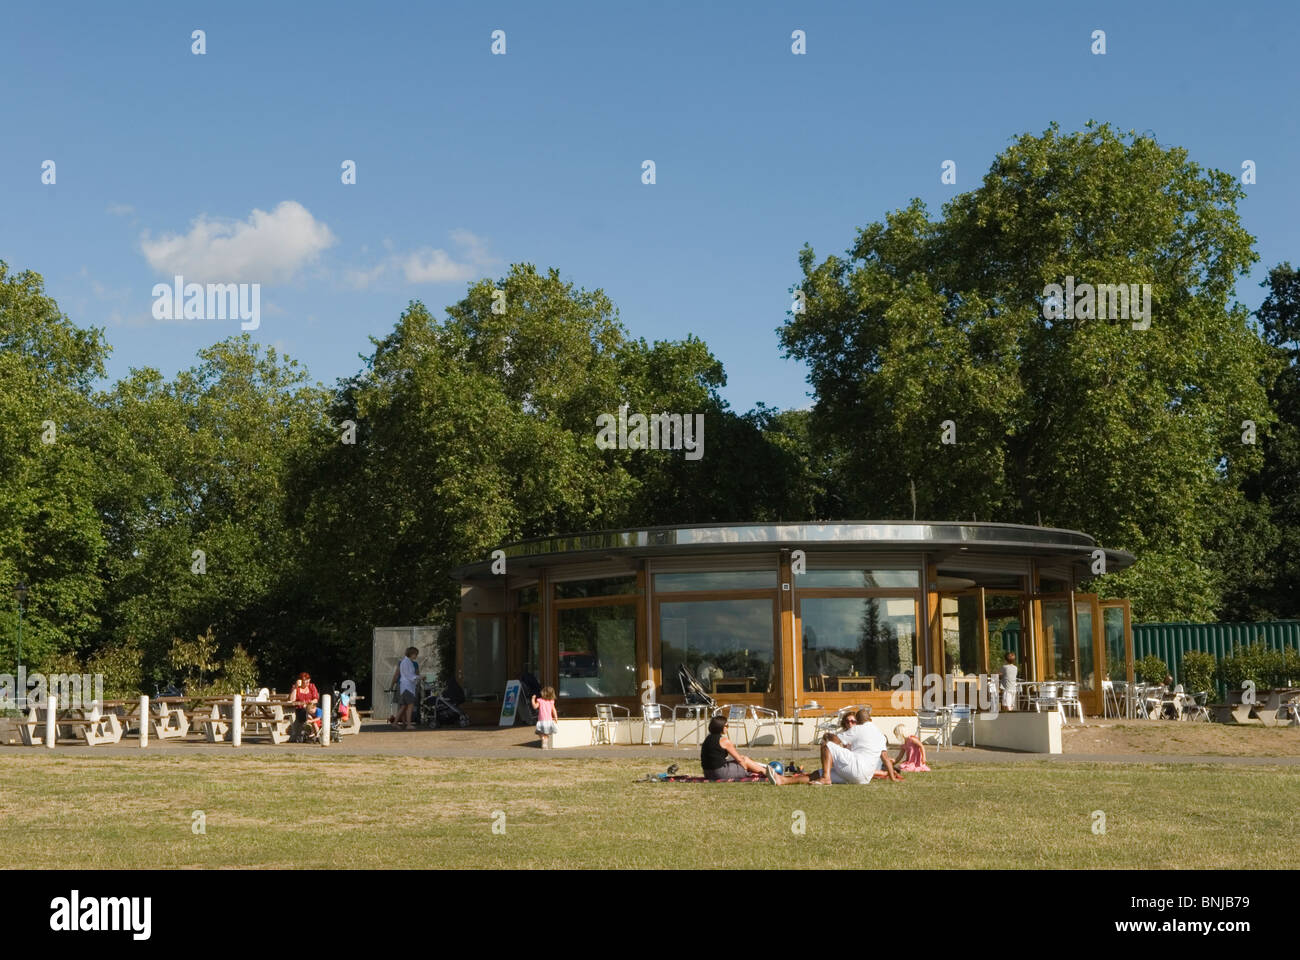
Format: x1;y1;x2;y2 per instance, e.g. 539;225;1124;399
1215;642;1290;691
221;644;259;693
1180;651;1216;695
1136;655;1168;685
86;640;144;699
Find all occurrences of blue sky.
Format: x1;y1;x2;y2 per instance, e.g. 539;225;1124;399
2;0;1296;412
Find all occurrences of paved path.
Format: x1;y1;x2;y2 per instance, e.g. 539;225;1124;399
3;722;1298;765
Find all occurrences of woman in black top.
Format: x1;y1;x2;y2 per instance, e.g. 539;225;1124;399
700;715;771;780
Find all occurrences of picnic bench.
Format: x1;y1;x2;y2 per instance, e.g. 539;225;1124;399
17;705;124;746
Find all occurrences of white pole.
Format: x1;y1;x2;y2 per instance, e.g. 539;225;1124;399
232;693;242;748
139;695;149;748
45;693;57;749
321;694;331;746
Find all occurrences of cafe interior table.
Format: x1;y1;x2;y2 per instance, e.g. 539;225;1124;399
835;676;876;692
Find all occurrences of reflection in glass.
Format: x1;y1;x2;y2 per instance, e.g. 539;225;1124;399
1041;599;1076;681
800;597;917;690
660;598;776;694
654;570;777;592
556;604;636;698
796;569;920;588
462;616;506;701
554;576;637;599
986;593;1023;671
1077;607;1095;691
1104;606;1127;681
941;595;982;674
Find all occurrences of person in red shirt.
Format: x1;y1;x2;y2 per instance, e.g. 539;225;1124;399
291;672;319;741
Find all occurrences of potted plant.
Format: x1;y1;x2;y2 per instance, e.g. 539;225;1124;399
1180;650;1216;697
1136;655;1168;686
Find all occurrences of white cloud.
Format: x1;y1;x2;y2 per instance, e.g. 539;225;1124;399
140;200;336;284
344;230;497;289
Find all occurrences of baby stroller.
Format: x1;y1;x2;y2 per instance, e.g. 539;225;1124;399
421;678;470;728
677;664;717;711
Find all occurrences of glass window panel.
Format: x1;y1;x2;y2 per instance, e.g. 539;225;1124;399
797;569;919;588
801;597;917;691
1041;599;1076;681
660;598;776;694
520;611;540;677
554;576;637;599
556;604;636;698
986;593;1022;671
1104;607;1127;681
461;616;506;701
654;570;777;592
940;595;982;675
1076;606;1095;691
516;585;539;606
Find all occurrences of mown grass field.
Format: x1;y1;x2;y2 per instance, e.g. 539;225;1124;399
2;754;1295;869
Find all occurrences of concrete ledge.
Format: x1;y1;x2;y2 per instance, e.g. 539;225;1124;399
972;710;1062;754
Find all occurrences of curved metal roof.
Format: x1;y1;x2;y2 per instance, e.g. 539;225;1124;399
451;521;1135;580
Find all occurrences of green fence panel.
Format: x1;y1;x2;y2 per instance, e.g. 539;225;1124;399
1133;620;1300;699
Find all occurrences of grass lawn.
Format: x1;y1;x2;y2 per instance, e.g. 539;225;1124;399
2;754;1295;869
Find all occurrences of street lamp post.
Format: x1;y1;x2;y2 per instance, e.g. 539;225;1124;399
14;582;28;710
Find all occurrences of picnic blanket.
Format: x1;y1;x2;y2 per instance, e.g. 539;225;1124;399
636;773;766;783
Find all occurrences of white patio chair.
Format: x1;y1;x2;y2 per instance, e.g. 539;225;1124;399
916;709;950;749
749;705;783;747
1058;682;1084;724
813;705;856;745
640;702;670;745
1181;691;1211;723
948;704;975;746
713;704;750;745
591;703;629;745
1102;679;1120;718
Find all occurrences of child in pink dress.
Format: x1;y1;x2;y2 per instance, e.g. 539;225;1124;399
533;686;558;749
893;724;930;772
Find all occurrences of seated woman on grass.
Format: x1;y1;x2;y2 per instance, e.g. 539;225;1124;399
700;715;773;780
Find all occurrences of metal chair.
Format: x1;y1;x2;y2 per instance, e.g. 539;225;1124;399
916;708;950;749
948;704;976;746
749;705;783;747
1033;682;1061;714
641;702;670;745
1058;682;1084;724
813;705;856;745
591;703;629;745
1101;679;1120;718
713;703;750;745
1181;691;1211;723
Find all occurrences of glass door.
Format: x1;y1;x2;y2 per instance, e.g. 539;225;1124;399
1100;599;1134;716
1073;593;1102;715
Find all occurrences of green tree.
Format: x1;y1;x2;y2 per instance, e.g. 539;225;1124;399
1222;263;1300;618
780;124;1273;620
0;263;111;668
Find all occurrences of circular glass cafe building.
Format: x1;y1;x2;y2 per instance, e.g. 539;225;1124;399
450;522;1136;723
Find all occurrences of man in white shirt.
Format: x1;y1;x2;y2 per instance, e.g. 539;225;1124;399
768;706;901;785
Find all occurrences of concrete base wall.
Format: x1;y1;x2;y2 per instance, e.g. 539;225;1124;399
971;710;1062;754
540;710;1059;753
